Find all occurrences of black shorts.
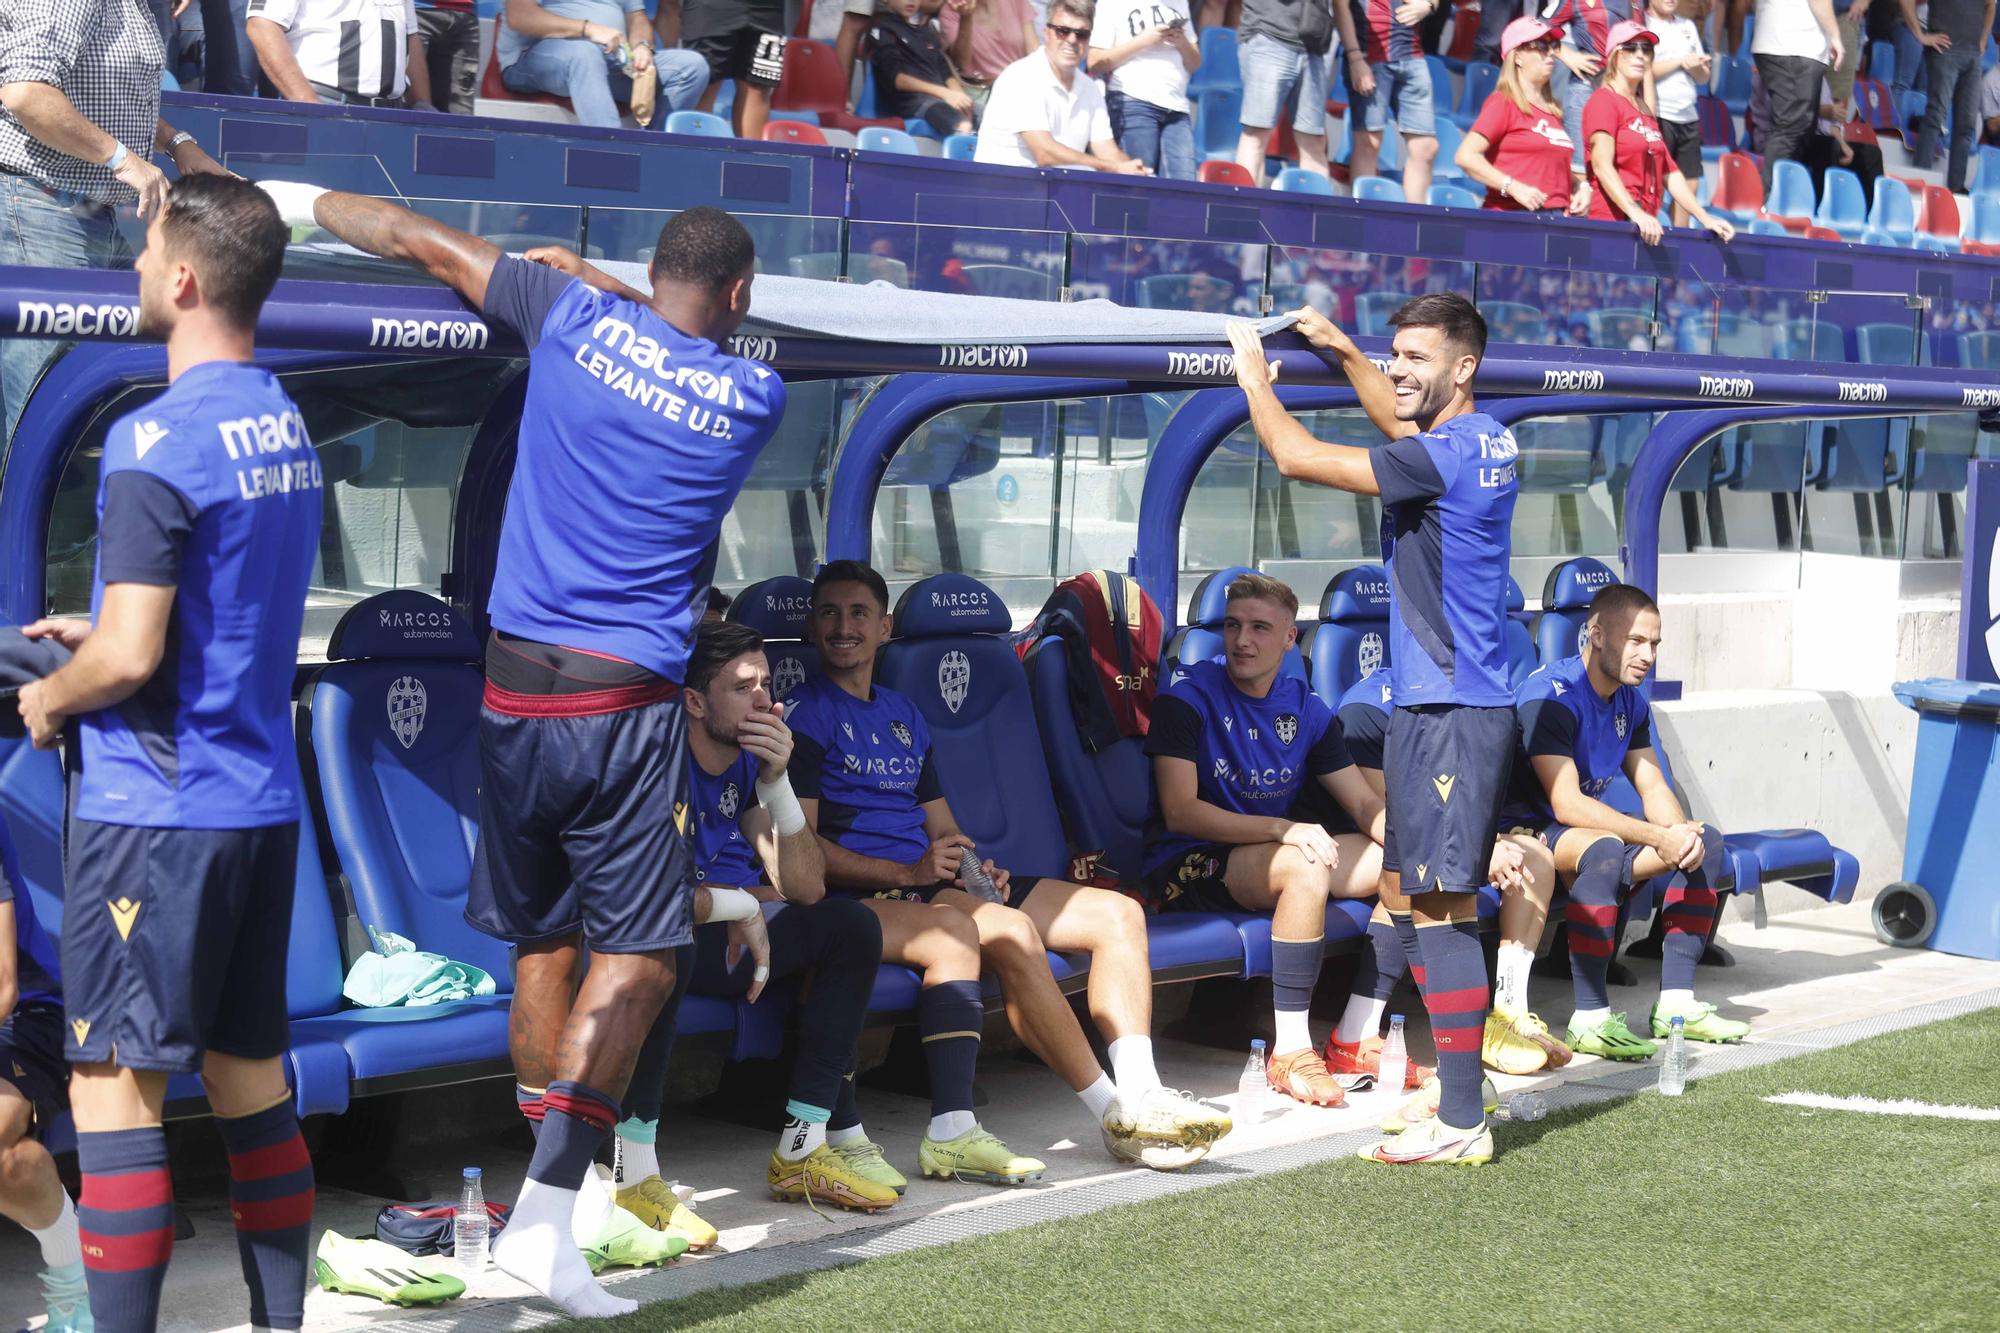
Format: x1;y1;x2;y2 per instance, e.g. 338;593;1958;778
0;1002;68;1130
1382;704;1514;894
61;820;298;1072
835;875;1044;907
1145;845;1237;914
686;28;787;88
468;696;696;954
1497;814;1572;852
1660;118;1702;186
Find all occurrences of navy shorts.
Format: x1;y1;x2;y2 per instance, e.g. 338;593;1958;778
1498;814;1573;852
61;820;298;1072
1145;845;1236;914
0;1001;68;1130
838;874;1044;908
1382;704;1515;894
468;696;696;954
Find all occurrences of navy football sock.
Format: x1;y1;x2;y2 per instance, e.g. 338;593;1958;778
829;1070;862;1134
529;1082;620;1187
217;1100;315;1329
1660;826;1725;992
917;979;983;1117
1352;919;1409;1003
1271;933;1323;1052
1566;838;1626;1012
77;1126;174;1333
1413;918;1489;1129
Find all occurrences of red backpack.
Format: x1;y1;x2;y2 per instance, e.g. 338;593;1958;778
1014;569;1164;753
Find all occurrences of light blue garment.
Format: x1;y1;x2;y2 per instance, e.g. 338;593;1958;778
343;928;498;1007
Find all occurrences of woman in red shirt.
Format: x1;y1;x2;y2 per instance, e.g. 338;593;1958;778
1583;21;1734;246
1455;17;1590;213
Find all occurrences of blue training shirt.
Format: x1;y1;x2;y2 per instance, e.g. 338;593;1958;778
481;257;785;683
0;824;60;1005
1335;672;1396;772
786;674;943;865
1369;412;1519;708
1142;660;1350;874
689;748;764;886
1506;654;1653;819
79;362;323;828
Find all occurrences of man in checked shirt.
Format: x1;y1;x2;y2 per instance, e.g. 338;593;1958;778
0;0;231;448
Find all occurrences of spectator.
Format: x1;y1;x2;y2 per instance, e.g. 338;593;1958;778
1903;0;1994;194
1863;0;1918;94
1985;52;2000;146
1235;0;1335;180
1183;266;1235;310
685;0;786;140
873;0;977;135
1544;0;1627;181
1088;0;1201;178
198;0;262;96
0;0;228;447
1338;0;1443;201
1750;0;1842;191
495;1;709;131
1807;89;1882;198
1473;0;1525;65
838;1;881;85
942;0;1039;114
1456;16;1592;213
414;0;481;115
1584;21;1736;243
975;0;1151;171
247;0;433;108
1827;0;1869;106
1645;0;1711;225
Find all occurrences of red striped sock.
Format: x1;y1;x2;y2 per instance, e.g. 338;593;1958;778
77;1126;174;1333
218;1101;314;1330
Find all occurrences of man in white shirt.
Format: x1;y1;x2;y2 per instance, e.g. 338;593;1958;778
976;0;1151;171
1645;0;1711;225
1983;58;2000;147
1088;0;1201;179
1750;0;1844;191
246;0;433;108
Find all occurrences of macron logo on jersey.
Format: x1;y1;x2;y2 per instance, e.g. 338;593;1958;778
218;409;323;502
570;313;754;440
132;421;168;459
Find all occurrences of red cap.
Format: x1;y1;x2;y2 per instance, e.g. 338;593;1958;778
1500;17;1565;60
1605;20;1660;50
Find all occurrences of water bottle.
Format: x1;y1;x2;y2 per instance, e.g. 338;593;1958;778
958;847;1003;903
1378;1015;1409;1097
1502;1091;1548;1122
455;1168;489;1276
1237;1039;1270;1122
1658;1015;1688;1097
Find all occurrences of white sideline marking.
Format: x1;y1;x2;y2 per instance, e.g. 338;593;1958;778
1764;1092;2000;1121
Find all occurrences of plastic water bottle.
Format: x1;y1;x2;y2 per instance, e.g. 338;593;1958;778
1503;1091;1548;1122
1659;1016;1688;1097
1378;1015;1409;1097
456;1168;489;1275
1237;1039;1270;1122
958;847;1003;903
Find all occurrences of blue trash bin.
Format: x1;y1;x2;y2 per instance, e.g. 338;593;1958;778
1883;678;2000;959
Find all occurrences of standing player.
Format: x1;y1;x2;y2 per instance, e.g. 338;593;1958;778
17;176;320;1333
1;821;88;1333
1227;293;1519;1166
267;183;785;1315
1504;582;1748;1058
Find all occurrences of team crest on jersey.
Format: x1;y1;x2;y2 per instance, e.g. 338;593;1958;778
1576;625;1590;657
719;781;741;819
387;676;427;749
939;651;971;714
1359;632;1384;679
1614;713;1628;739
773;656;805;699
1275;713;1299;745
891;720;912;748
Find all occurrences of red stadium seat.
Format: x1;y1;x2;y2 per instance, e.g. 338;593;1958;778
1709;151;1764;220
773;38;898;132
480;45;572;113
1198;160;1256;187
763;118;829;146
1804;224;1843;242
1917;184;1960;239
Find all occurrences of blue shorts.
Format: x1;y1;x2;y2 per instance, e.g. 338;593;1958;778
1498;814;1573;851
1145;844;1235;914
0;1001;67;1130
835;874;1045;908
1382;704;1515;894
1349;56;1436;138
468;696;696;953
61;820;298;1072
1239;32;1330;136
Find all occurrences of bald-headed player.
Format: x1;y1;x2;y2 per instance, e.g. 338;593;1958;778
1229;295;1519;1166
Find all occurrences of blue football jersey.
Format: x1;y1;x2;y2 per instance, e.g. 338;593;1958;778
0;823;59;1005
481;257;785;684
1336;672;1396;772
786;675;943;865
689;748;764;886
1143;660;1350;873
1369;412;1519;707
1510;655;1653;817
79;362;322;828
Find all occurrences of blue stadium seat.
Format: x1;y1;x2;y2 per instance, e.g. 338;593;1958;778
1355;289;1411;336
1503;576;1536;686
1272;165;1334;194
1532;557;1617;665
1868;40;1895;90
942;132;978;161
1747;217;1790;235
857;126;920;155
665;110;730;138
1025;639;1153;884
1431;117;1467;181
1452;61;1500;128
1187;25;1240;95
1822;322;1922;494
1307;564;1391;705
1715;51;1753;116
728;575;820;703
1814;167;1869;240
1897;89;1926;140
1352;174;1404;203
1763;159;1818;230
1196;87;1244;162
1428;182;1481;209
1864;176;1918;247
1168;566;1308;683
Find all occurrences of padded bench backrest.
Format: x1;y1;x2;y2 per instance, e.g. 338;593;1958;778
878;574;1067;879
727;575;820;704
1024;639;1151;881
1504;575;1537;686
304;591;507;984
1307;564;1391;705
1172;565;1308;682
1533;556;1617;666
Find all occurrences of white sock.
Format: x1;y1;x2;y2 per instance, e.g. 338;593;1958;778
615;1125;660;1185
1573;1006;1611;1029
1334;995;1387;1047
776;1117;827;1161
1273;1008;1313;1057
927;1109;976;1141
1106;1034;1161;1096
569;1163;615;1245
1494;944;1535;1016
1658;989;1696;1013
827;1123;866;1147
493;1177;635;1319
32;1193;82;1268
1076;1072;1118;1120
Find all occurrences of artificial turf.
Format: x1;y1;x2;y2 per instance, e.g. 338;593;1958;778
566;1010;2000;1332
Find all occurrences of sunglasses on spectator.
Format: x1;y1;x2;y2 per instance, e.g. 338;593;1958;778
1617;41;1655;54
1047;23;1092;40
1518;40;1560;54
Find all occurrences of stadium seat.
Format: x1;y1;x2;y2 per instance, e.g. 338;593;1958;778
1199;159;1256;187
1855;77;1897;134
1431;117;1467;181
1975;145;2000;196
1195;87;1244;162
961;262;1057;300
1966;194;2000;255
1715;51;1753;115
857;125;921;155
1187;25;1240;95
1585;307;1655;350
774;38;897;131
763;119;828;146
1306;564;1391;706
1895;90;1926;142
1915;183;1962;243
1167;566;1308;683
1427;182;1481;209
1452;61;1500;129
1356;289;1412;336
942;132;977;161
1762;159;1817;232
1352;174;1404;203
1746;216;1789;235
1960;329;2000;369
1863;176;1917;247
665;110;730;138
1814;167;1869;240
1271;165;1333;195
1531;557;1617;665
1481;299;1548;343
1867;40;1895;90
726;575;819;703
1503;576;1536;687
1709;151;1764;224
1695;94;1738;161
